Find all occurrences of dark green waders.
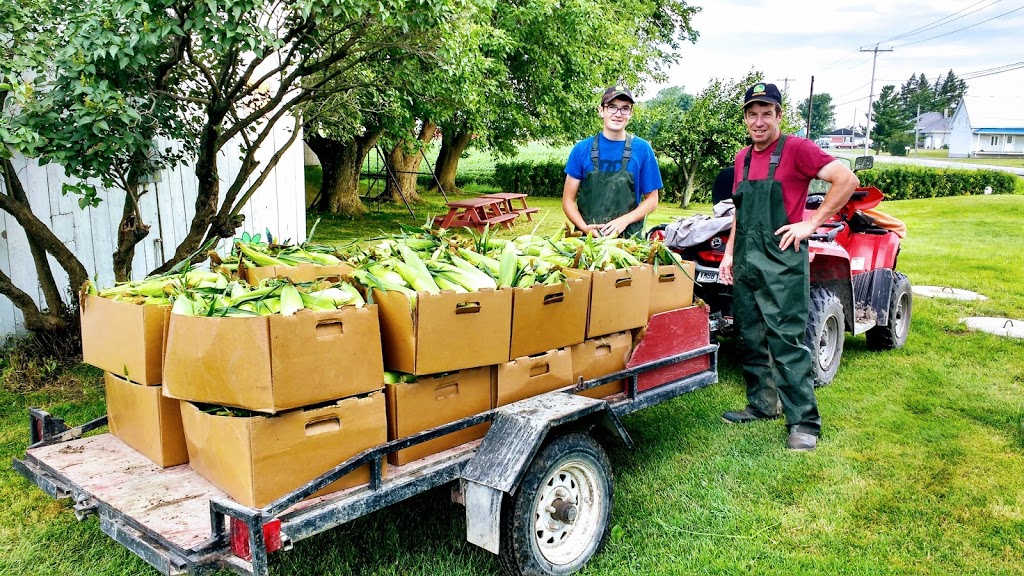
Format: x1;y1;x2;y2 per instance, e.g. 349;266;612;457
577;134;643;238
732;136;821;434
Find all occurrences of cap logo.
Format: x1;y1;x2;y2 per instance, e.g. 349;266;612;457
615;84;626;91
754;83;766;95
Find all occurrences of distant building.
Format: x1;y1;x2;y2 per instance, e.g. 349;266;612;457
910;111;951;149
819;128;868;149
948;96;1024;158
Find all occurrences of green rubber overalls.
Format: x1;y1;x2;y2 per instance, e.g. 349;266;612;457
577;134;642;238
732;135;821;433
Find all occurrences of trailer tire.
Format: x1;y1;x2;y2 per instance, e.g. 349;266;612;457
499;433;613;576
866;272;912;351
806;285;845;387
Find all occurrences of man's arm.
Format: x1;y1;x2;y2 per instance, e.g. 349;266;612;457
776;159;859;251
719;216;738;285
562;175;598;235
600;190;658;237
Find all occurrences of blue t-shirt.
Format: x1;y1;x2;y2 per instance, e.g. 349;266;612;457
564;133;663;204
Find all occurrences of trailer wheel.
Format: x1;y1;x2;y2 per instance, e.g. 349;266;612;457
806;286;845;387
499;433;613;576
866;272;912;350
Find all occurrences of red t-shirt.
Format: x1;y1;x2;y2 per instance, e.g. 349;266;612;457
732;136;835;223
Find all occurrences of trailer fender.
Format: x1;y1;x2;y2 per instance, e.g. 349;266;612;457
461;393;630;554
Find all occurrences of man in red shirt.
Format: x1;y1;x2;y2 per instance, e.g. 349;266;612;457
718;82;859;451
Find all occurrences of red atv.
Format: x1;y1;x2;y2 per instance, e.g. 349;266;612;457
649;156;912;386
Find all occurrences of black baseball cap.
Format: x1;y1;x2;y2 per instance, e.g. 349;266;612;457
602;84;634;105
744;82;782;108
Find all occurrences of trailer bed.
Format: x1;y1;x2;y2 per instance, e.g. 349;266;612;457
16;430;492;576
15;306;718;575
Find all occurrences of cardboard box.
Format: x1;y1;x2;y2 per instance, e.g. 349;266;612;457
496;348;574;407
510;276;590;358
81;295;169;385
628;305;711;392
570;332;634;399
163;306;383;413
243;263;353;285
649;260;696;316
385;366;493;466
105;372;188;467
374;288;512;375
179;392;387;509
567;266;652;338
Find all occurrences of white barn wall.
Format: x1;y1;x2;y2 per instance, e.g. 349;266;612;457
0;120;306;343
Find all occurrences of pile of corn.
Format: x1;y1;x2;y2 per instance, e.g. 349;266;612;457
337;226;688;309
215;240;345;272
87;267;363;318
83;269;232;306
170;277;364;317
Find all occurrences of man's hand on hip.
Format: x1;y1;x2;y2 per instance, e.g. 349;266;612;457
775;221;816;251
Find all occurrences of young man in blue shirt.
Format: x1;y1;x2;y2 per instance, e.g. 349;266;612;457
562;85;663;238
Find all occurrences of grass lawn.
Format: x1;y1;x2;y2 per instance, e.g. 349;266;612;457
2;192;1024;575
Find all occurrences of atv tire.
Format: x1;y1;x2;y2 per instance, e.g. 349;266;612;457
805;286;845;387
866;272;912;351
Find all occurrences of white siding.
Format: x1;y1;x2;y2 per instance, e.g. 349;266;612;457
0;121;306;343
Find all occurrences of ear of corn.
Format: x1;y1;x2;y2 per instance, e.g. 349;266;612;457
497;242;519;288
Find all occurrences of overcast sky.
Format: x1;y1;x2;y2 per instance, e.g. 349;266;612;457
642;0;1024;130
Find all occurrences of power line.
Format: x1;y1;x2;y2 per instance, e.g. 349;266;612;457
961;60;1024;79
872;0;1003;44
894;5;1024;47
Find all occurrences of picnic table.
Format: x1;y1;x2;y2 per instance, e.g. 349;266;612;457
482;192;540;222
433;196;519;231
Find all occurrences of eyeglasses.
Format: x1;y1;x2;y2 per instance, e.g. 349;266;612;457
604;104;633;116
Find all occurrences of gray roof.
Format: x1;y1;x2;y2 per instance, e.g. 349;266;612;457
913;112;950;133
824;128;865;137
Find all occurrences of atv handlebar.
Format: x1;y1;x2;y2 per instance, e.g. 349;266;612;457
809;221;845;243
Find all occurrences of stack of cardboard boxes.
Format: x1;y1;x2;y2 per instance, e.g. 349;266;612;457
83;259;698;508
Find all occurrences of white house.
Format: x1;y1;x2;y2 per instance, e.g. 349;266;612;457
911;111;951;149
819;128;868;149
0;123;306;342
948;95;1024;158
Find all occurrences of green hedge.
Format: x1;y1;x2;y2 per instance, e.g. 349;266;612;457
857;165;1018;200
492;160;1018;204
492;159;706;204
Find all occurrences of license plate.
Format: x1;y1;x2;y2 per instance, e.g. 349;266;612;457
696;270;719;284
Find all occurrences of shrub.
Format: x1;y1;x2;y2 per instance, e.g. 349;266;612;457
492;159;712;205
887;134;914;157
857;165;1016;200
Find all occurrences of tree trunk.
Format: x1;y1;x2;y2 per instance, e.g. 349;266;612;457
679;157;698;208
4;160;71;317
431;127;472;196
0;158;80;334
384;120;436;204
112;187;152;282
151;113;226;275
307;130;382;216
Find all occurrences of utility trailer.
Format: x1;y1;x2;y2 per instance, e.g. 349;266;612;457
14;307;717;576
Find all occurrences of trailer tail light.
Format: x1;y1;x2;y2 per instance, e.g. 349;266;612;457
230;517;282;561
696;249;724;264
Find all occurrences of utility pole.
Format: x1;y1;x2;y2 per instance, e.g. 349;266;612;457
860;45;892;156
915;103;921;155
777;77;796;92
806;76;815;139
